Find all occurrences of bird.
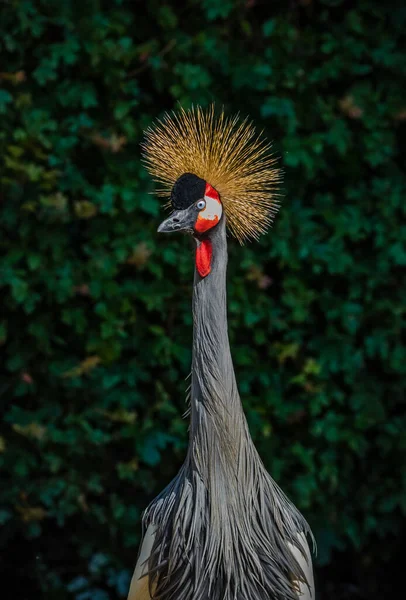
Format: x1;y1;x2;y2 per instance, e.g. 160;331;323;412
127;105;315;600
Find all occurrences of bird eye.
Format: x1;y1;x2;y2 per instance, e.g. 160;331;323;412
196;199;206;210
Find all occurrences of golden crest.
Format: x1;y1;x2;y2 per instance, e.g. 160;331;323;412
142;105;281;243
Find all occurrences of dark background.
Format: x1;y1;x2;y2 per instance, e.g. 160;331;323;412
1;1;405;598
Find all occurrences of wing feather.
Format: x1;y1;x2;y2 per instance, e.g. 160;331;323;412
288;532;315;600
127;525;156;600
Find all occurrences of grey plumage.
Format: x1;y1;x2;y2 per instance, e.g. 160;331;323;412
128;106;316;600
139;216;314;600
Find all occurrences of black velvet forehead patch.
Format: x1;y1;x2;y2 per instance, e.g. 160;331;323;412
171;173;206;210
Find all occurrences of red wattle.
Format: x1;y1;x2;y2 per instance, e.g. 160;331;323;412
196;239;212;278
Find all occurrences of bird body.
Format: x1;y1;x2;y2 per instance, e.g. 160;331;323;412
128;107;315;600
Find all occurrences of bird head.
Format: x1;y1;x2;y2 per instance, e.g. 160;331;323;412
142;104;281;245
157;173;223;238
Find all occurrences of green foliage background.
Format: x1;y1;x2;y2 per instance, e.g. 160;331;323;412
1;1;405;598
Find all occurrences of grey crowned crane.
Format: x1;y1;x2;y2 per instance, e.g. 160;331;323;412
127;105;315;600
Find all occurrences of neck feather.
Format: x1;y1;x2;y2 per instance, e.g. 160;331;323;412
189;218;249;470
143;217;314;600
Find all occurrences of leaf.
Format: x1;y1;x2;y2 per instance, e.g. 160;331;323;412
16;505;48;522
0;89;12;112
13;423;46;441
74;200;98;219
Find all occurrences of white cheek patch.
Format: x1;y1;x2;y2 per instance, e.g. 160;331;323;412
202;195;223;222
195;184;223;233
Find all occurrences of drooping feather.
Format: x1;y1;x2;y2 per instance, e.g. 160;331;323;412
142;104;281;243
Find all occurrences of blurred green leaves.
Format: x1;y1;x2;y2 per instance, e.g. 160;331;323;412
0;0;405;598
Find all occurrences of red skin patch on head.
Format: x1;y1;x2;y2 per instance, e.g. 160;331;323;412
194;214;219;233
204;183;220;201
194;183;221;233
195;239;212;278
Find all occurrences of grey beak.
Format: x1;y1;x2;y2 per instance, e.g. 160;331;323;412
157;207;196;234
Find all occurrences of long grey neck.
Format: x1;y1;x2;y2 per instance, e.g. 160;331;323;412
189;218;249;469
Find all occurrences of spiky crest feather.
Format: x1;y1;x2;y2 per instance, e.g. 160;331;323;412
142;104;281;243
